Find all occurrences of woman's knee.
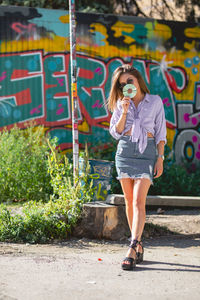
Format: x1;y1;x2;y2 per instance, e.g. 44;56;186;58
133;197;146;212
124;194;133;207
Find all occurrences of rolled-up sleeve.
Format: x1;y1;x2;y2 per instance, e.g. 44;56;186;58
154;97;167;145
109;107;124;140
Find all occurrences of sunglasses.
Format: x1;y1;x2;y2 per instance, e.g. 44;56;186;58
118;78;134;90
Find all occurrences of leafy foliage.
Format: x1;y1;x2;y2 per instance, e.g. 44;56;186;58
149;146;200;196
0;139;95;243
0;202;71;243
0;0;199;22
0;0;68;9
48;140;96;205
0;125;54;203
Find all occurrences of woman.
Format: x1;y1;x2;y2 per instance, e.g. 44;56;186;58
108;64;166;270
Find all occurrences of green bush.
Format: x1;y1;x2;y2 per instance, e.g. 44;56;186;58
0;202;71;243
149;153;200;196
0;125;55;203
48;141;95;204
0;141;95;243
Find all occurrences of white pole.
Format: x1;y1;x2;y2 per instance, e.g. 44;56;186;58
69;0;79;184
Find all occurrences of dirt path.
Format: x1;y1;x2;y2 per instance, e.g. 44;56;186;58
146;208;200;235
0;235;200;300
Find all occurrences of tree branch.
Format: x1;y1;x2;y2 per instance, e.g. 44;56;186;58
131;0;148;17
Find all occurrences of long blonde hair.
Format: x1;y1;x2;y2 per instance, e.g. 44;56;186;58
107;64;150;112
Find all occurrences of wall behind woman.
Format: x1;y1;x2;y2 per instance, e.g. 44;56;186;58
0;5;199;164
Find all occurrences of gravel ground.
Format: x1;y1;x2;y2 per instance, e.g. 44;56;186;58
0;208;200;300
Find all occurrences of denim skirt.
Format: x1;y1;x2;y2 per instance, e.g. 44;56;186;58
115;136;157;184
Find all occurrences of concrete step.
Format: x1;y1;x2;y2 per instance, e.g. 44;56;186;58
106;194;200;207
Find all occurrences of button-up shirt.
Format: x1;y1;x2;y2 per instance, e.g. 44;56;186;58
109;93;167;153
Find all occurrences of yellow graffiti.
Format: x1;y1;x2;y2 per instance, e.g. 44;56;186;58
78;118;90;133
93;166;110;177
1;36;69;53
166;128;176;148
90;23;109;47
0;12;200;151
184;27;200;38
65;117;90;133
154;22;172;40
100;121;110;127
184;40;196;50
89;173;100;179
111;21;135;44
59;15;69;24
96;183;107;201
0;16;194;105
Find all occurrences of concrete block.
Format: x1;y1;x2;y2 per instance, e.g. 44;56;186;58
106;194;125;205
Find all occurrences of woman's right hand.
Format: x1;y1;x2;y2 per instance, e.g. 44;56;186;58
121;97;130;114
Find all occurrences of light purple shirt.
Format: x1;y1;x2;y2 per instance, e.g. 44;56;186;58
109;93;167;153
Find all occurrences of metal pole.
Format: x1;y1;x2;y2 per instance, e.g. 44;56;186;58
69;0;79;184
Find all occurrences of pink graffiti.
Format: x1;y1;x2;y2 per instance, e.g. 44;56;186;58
192;117;198;125
192;135;197;142
11;23;37;40
198;144;200;150
95;67;103;75
196;152;200;159
0;71;6;82
92;100;103;108
56;107;64;115
56;78;64;86
183;113;190;122
30;104;42;115
162;97;171;107
197;87;200;94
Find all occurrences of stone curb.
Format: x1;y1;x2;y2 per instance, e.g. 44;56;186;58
106;194;200;207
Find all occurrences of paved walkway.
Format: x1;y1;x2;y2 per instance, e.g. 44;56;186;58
0;234;200;300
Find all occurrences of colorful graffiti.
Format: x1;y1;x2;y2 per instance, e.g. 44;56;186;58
0;6;200;163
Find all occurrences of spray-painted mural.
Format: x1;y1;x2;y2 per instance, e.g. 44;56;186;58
0;6;200;163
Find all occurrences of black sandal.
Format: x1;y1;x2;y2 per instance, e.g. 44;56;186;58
121;239;138;271
136;240;144;264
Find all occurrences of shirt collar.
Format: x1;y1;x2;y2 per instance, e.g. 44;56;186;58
143;93;150;102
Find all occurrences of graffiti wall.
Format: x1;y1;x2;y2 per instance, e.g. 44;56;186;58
0;6;200;163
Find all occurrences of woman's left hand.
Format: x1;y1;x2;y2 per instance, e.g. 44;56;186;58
154;158;164;178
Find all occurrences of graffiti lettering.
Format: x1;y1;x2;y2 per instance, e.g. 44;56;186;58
11;22;38;40
0;51;190;153
0;6;200;165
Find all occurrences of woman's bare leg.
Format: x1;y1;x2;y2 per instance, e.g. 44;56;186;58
131;178;151;241
124;178;151;262
120;178;134;231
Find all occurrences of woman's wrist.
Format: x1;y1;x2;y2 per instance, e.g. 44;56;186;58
157;154;164;161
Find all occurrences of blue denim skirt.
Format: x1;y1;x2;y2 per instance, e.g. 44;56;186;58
115;136;157;184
